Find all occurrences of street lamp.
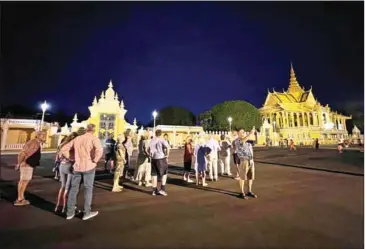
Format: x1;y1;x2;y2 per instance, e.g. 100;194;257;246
227;116;232;134
40;100;49;131
152;110;158;135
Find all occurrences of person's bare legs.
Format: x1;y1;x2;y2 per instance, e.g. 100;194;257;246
17;180;29;201
62;190;69;212
152;175;158;195
55;187;64;211
195;171;199;185
202;171;207;186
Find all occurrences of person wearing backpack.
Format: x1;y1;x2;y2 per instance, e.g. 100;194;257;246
235;128;257;200
218;134;232;176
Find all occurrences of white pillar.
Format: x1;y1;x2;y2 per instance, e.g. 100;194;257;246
1;127;8;150
173;128;176;148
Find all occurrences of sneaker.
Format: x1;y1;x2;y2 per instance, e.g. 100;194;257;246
138;182;142;186
152;191;157;196
14;199;30;206
158;190;168;196
247;192;257;198
183;177;187;182
66;213;75;220
145;183;152;187
202;183;208;187
238;193;248;200
187;179;194;183
82;211;99;221
227;173;233;177
234;176;240;180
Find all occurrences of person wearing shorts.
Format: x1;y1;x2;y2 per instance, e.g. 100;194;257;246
55;132;78;213
231;130;240;180
183;137;193;183
15;131;46;206
148;129;170;196
235;128;258;200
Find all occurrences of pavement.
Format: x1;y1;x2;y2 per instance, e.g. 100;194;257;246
0;148;363;249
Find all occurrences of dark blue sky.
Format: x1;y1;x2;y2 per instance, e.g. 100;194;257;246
3;2;364;124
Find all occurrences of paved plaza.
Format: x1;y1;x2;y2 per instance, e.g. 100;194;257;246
0;148;363;249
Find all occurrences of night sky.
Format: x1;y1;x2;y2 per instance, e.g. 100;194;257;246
3;2;364;124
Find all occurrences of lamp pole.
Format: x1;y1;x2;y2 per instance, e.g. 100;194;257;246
40;101;49;131
227;117;232;135
152;110;158;135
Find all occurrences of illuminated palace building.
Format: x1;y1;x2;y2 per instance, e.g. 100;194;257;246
259;65;351;145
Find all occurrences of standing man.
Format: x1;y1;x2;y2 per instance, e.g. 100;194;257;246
60;124;103;220
206;135;221;181
147;129;170;196
104;134;116;173
14;131;46;206
231;130;240;180
235;128;257;199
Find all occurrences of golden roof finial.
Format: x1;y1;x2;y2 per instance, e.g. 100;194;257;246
288;62;302;94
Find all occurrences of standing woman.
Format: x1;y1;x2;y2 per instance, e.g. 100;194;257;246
123;129;134;180
55;132;78;213
113;134;126;192
183;137;194;183
135;135;152;187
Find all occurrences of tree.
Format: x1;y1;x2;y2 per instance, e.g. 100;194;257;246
198;100;262;131
152;106;196;126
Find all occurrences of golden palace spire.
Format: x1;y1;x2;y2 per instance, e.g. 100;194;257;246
287;63;303;96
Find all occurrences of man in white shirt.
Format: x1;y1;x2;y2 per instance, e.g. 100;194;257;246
205;135;221;181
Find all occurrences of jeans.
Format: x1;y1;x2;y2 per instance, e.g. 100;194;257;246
66;168;96;216
59;162;73;190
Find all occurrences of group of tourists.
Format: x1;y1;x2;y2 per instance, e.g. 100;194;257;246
13;124;258;220
183;129;257;199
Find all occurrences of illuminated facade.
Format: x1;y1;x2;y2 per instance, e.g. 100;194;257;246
72;80;138;140
259;64;351;145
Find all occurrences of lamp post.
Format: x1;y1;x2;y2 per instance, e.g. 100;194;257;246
227;116;232;134
152;110;158;135
40;101;49;131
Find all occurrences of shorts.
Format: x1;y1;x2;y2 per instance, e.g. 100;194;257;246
151;158;168;178
184;160;192;172
233;153;240;165
105;153;115;161
238;159;255;180
20;165;34;181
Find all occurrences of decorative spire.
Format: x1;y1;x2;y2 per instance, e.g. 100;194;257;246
133;118;137;126
115;93;119;101
73;113;78;122
288;63;304;95
93;96;97;105
120;99;124;108
108;79;113;88
289;63;299;86
100;91;105;99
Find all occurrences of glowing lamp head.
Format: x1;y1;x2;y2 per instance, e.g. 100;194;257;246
152;110;158;119
227;117;233;123
40;101;49;112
